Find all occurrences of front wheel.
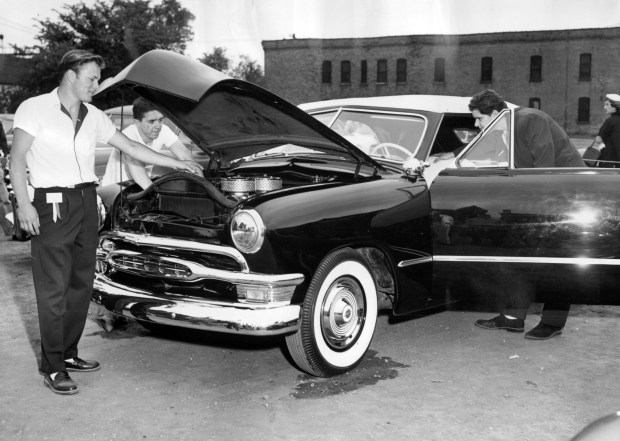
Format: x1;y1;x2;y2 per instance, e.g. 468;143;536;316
285;248;378;377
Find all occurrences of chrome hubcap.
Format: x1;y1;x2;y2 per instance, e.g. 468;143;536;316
321;276;365;350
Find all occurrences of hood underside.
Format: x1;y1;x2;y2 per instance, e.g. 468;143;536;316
96;50;378;168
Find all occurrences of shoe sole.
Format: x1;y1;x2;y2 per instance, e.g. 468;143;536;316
43;378;79;395
474;323;524;333
524;330;562;340
65;365;101;372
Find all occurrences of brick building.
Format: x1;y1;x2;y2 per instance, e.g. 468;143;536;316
263;27;620;136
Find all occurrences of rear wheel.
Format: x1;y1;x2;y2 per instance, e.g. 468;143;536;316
285;248;378;377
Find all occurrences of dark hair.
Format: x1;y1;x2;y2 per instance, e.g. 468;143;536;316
58;49;105;82
468;89;508;115
132;97;160;120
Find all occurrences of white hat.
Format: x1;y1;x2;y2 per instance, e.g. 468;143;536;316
606;93;620;104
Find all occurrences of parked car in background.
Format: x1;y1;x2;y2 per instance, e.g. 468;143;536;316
0;114;14;150
91;50;620;378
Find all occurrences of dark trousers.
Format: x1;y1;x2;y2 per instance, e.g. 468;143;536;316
31;186;98;374
502;279;570;328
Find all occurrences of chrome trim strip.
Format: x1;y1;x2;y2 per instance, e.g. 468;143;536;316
397;256;433;267
433;255;620;266
103;231;250;272
106;250;305;285
92;275;301;336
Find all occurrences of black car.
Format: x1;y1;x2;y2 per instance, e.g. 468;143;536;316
92;50;620;378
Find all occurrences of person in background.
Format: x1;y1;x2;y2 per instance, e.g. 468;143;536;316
469;89;585;340
0;122;12;236
97;97;195;208
594;94;620;168
10;49;202;395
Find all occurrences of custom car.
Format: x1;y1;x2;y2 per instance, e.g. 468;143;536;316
92;50;620;378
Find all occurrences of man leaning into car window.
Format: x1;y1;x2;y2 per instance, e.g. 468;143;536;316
470;89;585;340
97;97;195;208
10;49;202;395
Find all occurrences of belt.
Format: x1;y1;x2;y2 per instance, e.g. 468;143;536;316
37;182;97;191
67;182;97;189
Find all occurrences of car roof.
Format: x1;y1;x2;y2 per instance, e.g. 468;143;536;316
299;95;473;114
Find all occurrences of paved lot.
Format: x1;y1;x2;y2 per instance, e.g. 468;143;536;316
1;233;619;441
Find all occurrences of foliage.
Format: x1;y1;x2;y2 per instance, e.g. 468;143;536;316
198;47;230;73
7;0;195;111
199;47;264;86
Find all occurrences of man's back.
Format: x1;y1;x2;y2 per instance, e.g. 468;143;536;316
514;107;584;168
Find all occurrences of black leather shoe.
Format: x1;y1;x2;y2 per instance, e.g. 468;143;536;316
475;314;525;332
65;357;101;372
525;323;563;340
43;371;78;395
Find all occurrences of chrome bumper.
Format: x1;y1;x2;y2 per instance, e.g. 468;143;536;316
91;275;301;336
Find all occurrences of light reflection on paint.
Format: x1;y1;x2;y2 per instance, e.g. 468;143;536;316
568;209;598;225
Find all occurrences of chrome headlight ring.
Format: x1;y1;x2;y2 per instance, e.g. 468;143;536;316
230;209;265;254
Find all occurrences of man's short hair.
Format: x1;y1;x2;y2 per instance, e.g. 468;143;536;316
132;97;161;121
469;89;508;115
58;49;105;82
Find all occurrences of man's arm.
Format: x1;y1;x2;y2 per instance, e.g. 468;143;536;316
107;131;203;175
169;140;193;161
124;155;153;189
10;128;39;235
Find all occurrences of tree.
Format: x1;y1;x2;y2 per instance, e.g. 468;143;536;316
198;47;230;73
199;47;264;86
8;0;195;111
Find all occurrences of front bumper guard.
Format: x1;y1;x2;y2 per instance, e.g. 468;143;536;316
92;275;302;336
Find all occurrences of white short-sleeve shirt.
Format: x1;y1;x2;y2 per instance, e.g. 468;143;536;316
100;123;178;186
13;88;117;188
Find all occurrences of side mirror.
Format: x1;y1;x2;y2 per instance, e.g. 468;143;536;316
403;157;428;177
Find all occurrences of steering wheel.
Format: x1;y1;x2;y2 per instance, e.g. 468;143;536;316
369;143;412;161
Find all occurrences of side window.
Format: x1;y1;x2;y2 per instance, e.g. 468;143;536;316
529;98;541;109
377;59;388;83
396;58;407;83
530;55;542;82
321;60;332;84
458;111;511;168
360;60;368;84
340;60;351;84
578;97;590;123
579;53;591;81
481;57;493;83
434;58;445;83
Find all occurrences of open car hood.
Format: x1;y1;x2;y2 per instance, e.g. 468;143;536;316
96;50;378;168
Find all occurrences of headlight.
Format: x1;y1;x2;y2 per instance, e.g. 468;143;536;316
230;209;265;254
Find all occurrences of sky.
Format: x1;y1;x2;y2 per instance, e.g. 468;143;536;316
1;0;620;65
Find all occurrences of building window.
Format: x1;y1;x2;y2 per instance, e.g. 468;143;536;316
360;60;367;84
434;58;445;83
321;60;332;84
529;98;541;109
579;53;591;81
377;59;388;83
530;56;542;82
578;97;590;122
396;58;407;83
340;60;351;84
481;57;493;83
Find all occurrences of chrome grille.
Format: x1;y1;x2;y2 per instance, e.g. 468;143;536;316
109;251;192;278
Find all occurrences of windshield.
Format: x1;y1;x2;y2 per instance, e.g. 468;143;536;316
313;109;427;163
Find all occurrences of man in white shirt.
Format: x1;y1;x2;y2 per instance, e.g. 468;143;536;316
10;49;202;395
98;97;194;207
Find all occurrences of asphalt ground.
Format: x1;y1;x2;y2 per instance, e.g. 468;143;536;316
1;233;619;441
